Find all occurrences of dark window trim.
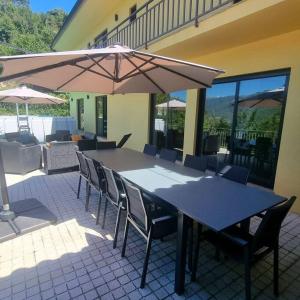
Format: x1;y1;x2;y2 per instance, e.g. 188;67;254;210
149;94;155;145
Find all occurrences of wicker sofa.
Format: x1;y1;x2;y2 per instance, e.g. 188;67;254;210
0;140;41;174
43;141;79;174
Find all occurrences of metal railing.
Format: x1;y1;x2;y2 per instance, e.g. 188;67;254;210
204;128;276;148
92;0;240;49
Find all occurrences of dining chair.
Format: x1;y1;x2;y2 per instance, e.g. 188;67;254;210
85;157;106;215
117;133;132;148
203;135;220;155
143;144;157;156
184;154;207;171
121;178;177;288
219;165;250;185
192;196;296;300
101;166;127;249
159;148;177;162
75;151;90;199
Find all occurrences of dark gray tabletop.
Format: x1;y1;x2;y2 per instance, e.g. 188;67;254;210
85;148;286;231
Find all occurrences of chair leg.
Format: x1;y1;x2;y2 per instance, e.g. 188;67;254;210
102;198;108;229
191;223;202;281
113;204;122;249
273;241;279;296
85;184;91;211
96;191;102;225
140;227;153;288
244;247;251;300
188;220;193;271
77;175;82;199
121;218;129;257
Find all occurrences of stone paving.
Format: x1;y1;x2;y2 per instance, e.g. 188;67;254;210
0;170;299;300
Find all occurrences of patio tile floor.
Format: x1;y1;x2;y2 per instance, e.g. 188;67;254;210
0;170;299;300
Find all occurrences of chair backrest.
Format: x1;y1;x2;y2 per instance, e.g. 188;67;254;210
122;178;148;232
56;130;70;141
96;141;116;150
76;151;89;178
85;157;104;190
117;133;132;148
102;166;120;204
159;148;177;162
205;155;219;172
204;135;220;154
253;196;296;251
219;165;249;184
184;154;207;172
143;144;157;156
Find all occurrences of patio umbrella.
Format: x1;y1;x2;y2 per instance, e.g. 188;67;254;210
156;99;186;109
0;87;64;220
0;44;223;220
238;88;284;109
0;44;224;94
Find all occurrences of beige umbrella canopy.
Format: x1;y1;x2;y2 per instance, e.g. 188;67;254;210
238;88;284;109
0;86;65;104
0;44;223;94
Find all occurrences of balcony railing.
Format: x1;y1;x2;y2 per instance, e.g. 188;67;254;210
92;0;240;49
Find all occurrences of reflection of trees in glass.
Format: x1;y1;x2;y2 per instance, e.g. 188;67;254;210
203;113;230;131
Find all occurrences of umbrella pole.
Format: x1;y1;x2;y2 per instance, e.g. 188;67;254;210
0;149;15;221
16;103;20;130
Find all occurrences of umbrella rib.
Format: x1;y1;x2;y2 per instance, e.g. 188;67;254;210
56;55;109;90
121;66;158;81
132;53;211;88
73;63;114;80
86;55;114;79
0;53;108;83
119;58;156;81
122;54;166;94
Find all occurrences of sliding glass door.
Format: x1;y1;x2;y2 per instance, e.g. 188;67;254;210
150;91;187;160
199;70;289;187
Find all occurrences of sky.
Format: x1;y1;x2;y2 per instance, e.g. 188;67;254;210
30;0;76;13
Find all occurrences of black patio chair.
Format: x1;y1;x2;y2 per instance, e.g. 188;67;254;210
117;133;132;148
121;178;177;288
143;144;157;156
84;157;106;215
75;151;90;199
219;165;250;185
101;166;127;249
159;148;177;162
184;154;207;172
203;135;220;155
192;196;296;300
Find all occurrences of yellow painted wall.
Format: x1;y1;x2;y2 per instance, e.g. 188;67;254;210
107;93;150;151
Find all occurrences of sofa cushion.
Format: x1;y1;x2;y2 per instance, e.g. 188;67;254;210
5;132;20;142
16;134;37;145
82;132;96;140
71;134;82;142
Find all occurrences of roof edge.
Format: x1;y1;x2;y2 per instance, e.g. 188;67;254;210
51;0;84;50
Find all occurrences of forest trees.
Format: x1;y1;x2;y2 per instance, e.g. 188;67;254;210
0;0;69;116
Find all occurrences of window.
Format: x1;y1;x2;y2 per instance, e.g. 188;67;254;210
95;29;108;47
150;91;187;160
197;70;289;187
129;4;137;23
95;96;107;138
77;98;84;130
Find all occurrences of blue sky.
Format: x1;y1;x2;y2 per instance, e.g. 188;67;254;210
30;0;76;13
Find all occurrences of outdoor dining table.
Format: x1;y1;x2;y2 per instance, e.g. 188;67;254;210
84;148;286;295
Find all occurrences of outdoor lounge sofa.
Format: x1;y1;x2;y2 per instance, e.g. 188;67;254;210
43;141;78;174
0;140;41;174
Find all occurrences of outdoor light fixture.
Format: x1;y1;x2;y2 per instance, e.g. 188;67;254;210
115;14;118;21
87;95;90;99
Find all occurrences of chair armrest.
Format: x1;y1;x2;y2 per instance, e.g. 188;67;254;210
220;231;249;247
152;215;174;225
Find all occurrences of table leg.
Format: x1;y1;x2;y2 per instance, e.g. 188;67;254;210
175;212;189;295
